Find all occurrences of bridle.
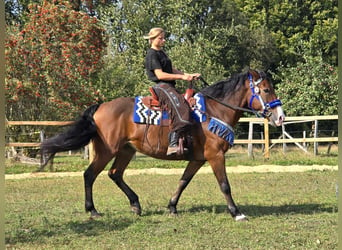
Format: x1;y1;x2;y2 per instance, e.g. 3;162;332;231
197;72;282;118
247;73;282;118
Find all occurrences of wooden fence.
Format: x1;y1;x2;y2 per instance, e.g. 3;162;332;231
237;115;338;158
6;115;338;159
5;121;73;147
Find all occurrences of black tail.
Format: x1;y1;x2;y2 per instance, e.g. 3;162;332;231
41;104;100;160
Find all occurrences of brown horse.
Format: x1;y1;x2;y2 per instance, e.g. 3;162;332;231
41;69;285;221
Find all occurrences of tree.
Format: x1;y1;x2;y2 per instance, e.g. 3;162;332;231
234;0;338;68
6;0;337;113
273;48;337;116
5;0;107;122
93;0;279;99
5;0;108;154
5;0;39;26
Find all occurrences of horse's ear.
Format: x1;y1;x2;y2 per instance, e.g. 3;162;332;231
255;69;267;79
265;68;272;78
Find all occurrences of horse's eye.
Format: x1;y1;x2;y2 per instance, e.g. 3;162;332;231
264;89;270;93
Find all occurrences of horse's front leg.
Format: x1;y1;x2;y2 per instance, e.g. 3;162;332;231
208;155;247;221
168;160;206;214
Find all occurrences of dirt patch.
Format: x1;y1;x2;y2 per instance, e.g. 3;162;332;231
5;165;337;180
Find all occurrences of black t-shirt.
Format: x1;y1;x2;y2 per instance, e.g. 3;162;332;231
145;48;176;85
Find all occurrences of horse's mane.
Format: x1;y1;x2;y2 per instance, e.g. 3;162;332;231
200;70;267;99
200;72;248;99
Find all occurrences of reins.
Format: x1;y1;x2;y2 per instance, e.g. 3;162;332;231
195;76;262;117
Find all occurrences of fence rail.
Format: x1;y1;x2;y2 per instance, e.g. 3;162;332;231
237;115;338;157
235;115;338;144
6;115;338;158
6;121;74;126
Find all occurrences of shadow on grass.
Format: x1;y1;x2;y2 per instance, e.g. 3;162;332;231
6;203;337;245
185;203;337;217
5;216;134;245
65;217;133;235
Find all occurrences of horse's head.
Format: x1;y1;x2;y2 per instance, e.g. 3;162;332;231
246;70;285;126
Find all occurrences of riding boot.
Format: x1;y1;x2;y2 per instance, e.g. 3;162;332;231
166;131;178;156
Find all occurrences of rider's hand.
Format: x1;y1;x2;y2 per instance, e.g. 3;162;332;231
191;73;201;80
182;73;201;81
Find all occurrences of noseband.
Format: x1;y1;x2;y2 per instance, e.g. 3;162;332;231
248;73;282;118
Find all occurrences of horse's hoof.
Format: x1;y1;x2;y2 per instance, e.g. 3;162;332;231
169;212;178;217
168;204;178;215
235;214;248;222
131;206;142;216
89;209;103;219
168;207;178;216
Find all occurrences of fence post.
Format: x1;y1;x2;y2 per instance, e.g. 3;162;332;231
327;131;335;154
39;130;45;169
260;132;264;152
88;141;94;163
313;120;318;155
84;145;89;159
264;119;270;159
248;121;254;158
282;123;287;153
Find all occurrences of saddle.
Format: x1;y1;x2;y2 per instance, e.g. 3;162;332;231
140;86;196;156
142;87;196;110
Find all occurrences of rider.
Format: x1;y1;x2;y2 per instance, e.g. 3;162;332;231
144;27;200;155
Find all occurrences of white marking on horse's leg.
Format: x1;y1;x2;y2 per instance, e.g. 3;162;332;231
235;214;248;221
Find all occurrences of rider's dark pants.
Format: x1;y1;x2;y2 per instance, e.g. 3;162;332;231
153;83;192;135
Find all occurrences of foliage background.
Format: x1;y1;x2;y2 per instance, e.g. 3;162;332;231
5;0;338;145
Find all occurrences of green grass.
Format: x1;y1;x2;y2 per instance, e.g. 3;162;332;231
5;145;338;174
5;171;337;249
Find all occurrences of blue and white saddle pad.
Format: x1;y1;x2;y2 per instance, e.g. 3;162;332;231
133;93;207;125
133;93;234;145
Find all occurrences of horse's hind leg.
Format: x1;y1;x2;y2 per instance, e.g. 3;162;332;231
168;160;206;214
107;144;141;215
84;141;114;218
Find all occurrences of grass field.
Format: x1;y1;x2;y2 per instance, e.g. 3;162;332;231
5;170;337;249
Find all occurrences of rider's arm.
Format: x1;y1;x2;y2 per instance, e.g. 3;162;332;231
173;68;201;80
172;68;184;75
154;68;194;81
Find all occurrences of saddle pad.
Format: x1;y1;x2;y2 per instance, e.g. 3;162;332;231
133;93;207;125
192;93;207;122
